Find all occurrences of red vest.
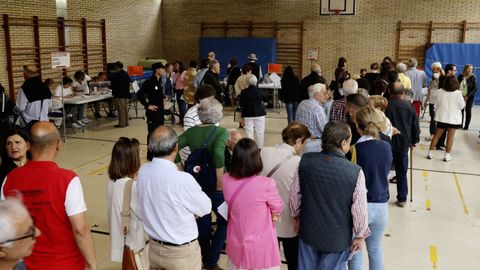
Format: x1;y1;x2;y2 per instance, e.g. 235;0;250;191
3;161;86;270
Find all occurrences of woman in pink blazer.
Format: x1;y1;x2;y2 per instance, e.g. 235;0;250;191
223;138;283;270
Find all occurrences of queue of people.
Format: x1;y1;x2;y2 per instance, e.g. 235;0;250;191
0;53;477;270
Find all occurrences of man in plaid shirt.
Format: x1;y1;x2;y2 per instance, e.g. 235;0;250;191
329;79;359;122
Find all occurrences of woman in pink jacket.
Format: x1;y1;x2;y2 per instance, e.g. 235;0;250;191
223;138;283;270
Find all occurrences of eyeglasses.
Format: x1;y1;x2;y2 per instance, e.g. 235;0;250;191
0;221;36;245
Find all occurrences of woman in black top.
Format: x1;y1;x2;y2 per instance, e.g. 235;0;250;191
240;74;266;148
280;66;301;123
458;64;477;130
0;129;31;187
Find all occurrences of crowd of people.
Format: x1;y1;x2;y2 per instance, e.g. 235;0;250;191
0;52;477;270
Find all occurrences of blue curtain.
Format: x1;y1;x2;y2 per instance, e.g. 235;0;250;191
425;43;480;104
199;37;276;79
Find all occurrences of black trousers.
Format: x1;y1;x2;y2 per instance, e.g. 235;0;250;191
429;103;446;148
146;109;164;161
462;96;475;129
278;236;299;270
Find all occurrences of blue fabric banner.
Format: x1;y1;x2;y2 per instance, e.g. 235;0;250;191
425;43;480;104
199;37;276;79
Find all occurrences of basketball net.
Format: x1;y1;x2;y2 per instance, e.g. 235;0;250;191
329;9;341;22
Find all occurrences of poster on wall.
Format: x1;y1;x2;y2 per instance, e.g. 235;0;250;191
51;52;70;69
307;48;319;61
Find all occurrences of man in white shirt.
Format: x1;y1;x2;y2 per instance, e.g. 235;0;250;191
137;126;211;270
72;70;92;124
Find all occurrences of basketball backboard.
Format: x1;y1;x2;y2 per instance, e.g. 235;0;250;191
320;0;356;16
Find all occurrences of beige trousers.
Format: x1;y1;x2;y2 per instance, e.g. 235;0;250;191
114;98;128;126
149;239;201;270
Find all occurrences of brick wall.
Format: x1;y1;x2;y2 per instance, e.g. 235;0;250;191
161;0;480;81
0;0;162;96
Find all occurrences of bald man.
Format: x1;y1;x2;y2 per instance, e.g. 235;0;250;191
1;121;97;270
16;65;51;128
224;129;242;172
300;63;327;101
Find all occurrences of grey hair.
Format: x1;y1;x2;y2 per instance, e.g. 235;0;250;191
0;198;30;248
396;63;407;73
198;98;223;124
342;79;358;96
311;63;321;74
208;60;219;70
407;58;418;68
431;62;442;70
308;83;326;98
246;74;257;86
148;126;178;158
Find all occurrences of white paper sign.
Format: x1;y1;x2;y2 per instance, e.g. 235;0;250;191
132;81;140;93
217;201;228;221
307;48;319;61
51;52;71;69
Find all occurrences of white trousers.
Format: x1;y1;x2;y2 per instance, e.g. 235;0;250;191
244;116;265;148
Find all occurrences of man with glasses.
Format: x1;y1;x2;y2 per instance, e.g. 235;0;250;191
1;121;96;270
0;198;40;270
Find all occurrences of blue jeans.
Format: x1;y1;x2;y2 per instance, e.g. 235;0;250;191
197;191;227;268
303;138;322;153
348;203;388;270
298;238;349;270
286;102;298;123
175;90;187;121
393;150;408;202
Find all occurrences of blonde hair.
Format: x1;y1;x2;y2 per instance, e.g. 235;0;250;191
355;106;385;139
368;95;388;111
462;64;474;78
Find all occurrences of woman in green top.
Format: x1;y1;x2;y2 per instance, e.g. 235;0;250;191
175;97;228;270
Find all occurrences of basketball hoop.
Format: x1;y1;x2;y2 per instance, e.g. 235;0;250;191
330;9;341;16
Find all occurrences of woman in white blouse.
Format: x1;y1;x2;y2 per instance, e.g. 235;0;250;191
427;76;465;162
107;137;148;265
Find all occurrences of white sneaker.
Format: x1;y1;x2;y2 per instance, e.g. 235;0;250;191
75;120;86;127
70;122;82;129
426;152;433;160
81;118;92;123
443;153;453;162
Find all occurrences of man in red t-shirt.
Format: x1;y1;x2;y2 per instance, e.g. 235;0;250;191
1;121;96;270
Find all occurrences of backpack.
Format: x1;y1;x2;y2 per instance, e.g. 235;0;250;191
459;78;468;96
184;126;217;193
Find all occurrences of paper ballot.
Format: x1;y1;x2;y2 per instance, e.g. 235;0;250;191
217;201;228;221
132;81;140;93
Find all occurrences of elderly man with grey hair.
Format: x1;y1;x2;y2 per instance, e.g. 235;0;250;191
0;199;41;270
330;79;358;122
296;83;329;153
396;62;412;91
405;57;427;116
240;74;267;148
174;98;228;270
137;126;211;270
201;60;224;103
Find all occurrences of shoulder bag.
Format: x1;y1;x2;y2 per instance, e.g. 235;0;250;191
121;179;148;270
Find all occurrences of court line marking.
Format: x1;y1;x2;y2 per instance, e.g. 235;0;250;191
89;164;109;175
430;245;438;269
69;153;111;171
453;173;470;215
